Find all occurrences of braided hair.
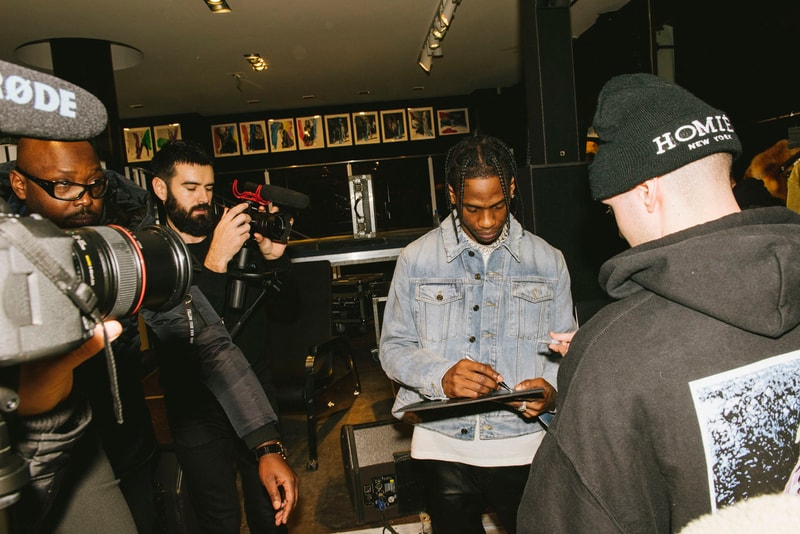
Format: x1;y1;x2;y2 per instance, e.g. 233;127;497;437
443;132;520;240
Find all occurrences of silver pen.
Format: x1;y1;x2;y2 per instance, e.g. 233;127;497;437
464;355;513;392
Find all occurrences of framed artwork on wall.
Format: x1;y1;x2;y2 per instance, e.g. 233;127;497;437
380;109;407;143
123;126;154;162
437;108;470;136
268;118;297;152
352;111;380;145
408;107;435;141
325;113;353;147
211;123;240;157
153;123;182;152
296;115;325;150
239;120;270;154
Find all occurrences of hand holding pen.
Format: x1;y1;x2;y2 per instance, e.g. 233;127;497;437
463;356;556;418
464;356;513;391
441;355;508;399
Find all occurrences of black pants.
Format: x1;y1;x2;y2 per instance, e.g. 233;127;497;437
421;460;530;534
167;395;285;534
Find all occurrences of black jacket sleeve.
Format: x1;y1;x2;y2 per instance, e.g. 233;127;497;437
140;286;280;448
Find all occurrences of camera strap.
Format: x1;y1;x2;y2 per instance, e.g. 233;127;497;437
0;218;124;424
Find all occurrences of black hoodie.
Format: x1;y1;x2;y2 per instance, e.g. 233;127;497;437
519;207;800;533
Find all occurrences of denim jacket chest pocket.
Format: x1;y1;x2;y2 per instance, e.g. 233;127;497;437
508;281;554;340
414;282;463;342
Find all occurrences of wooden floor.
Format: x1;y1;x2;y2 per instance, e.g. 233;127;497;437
148;318;510;533
232;323;428;534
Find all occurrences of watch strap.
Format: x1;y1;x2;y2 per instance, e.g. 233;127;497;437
255;441;286;460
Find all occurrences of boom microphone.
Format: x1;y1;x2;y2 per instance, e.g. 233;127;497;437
232;180;310;210
0;59;108;141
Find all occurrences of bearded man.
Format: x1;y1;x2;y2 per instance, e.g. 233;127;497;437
147;140;297;534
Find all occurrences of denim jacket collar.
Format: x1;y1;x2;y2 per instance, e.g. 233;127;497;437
441;211;524;264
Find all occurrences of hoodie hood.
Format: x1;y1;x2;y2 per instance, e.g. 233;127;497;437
600;207;800;337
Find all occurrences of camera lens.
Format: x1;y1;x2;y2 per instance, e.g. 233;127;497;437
250;212;292;243
67;224;193;318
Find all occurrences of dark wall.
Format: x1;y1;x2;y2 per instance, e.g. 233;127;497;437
573;0;800;178
119;1;796;300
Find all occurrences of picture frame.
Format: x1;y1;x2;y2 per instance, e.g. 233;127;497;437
408;107;436;141
437;107;470;136
153;123;182;152
268;118;297;152
324;113;353;147
296;115;325;150
380;109;407;143
352;111;380;145
211;123;240;157
123;126;154;162
239;120;270;154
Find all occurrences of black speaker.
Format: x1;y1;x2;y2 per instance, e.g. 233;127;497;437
340;420;425;524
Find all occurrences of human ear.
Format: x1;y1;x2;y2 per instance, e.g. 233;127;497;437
635;177;660;214
151;177;168;202
8;170;28;200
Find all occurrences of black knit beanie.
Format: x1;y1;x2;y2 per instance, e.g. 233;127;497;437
588;73;742;200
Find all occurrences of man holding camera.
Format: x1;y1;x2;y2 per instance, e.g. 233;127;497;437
147;140;298;533
0;137;160;533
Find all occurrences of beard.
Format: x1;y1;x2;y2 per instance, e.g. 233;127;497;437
165;193;216;237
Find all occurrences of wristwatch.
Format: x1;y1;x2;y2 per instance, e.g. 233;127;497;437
255;441;287;461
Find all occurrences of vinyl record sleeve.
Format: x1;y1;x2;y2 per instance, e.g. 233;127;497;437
401;387;545;413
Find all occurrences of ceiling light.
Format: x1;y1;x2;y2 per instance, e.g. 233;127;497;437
244;53;268;72
205;0;231;13
418;48;433;73
417;0;461;73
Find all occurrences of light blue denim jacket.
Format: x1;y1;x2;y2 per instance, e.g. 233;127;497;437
380;213;575;440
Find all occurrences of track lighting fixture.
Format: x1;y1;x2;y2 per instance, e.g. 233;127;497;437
244;53;268;72
417;0;461;73
205;0;231;14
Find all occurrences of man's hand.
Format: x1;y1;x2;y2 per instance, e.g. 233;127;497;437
252;203;289;261
17;320;123;416
442;358;505;399
508;377;556;419
204;202;252;272
257;452;300;525
548;331;575;357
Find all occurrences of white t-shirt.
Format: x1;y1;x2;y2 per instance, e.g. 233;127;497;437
411;424;544;467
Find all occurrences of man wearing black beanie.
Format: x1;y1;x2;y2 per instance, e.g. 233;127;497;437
517;73;800;533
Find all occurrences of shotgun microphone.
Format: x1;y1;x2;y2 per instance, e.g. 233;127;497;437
0;59;108;140
232;180;310;210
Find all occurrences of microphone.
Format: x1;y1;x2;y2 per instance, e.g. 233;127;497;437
0;59;108;141
232;179;310;210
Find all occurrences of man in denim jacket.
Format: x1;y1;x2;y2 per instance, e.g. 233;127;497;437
380;134;576;533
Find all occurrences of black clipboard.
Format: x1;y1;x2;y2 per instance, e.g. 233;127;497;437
401;387;545;413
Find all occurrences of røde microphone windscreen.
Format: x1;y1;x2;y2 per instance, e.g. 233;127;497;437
232;180;310;210
0;59;108;141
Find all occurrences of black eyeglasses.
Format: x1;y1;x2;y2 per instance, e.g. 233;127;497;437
15;167;109;201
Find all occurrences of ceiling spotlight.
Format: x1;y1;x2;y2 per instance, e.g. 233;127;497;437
244;53;268;72
418;48;433;73
417;0;461;73
205;0;231;13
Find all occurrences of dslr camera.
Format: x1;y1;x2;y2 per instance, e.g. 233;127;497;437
230;179;309;244
0;202;193;364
